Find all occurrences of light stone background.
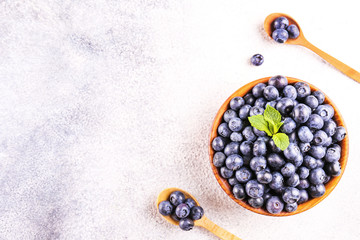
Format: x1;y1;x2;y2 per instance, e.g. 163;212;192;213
0;0;360;239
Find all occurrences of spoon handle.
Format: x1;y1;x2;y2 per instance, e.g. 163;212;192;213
301;40;360;83
196;216;242;240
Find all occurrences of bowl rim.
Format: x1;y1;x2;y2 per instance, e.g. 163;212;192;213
209;76;349;217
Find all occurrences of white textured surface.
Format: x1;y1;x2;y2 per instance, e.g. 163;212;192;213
1;0;360;239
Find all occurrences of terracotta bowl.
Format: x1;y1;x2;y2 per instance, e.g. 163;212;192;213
209;76;349;216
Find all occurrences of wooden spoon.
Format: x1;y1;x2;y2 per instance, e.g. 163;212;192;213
156;188;242;240
264;13;360;83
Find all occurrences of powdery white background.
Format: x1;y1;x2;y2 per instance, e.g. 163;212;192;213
0;0;360;239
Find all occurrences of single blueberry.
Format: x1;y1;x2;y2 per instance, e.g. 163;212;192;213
232;184;246;200
283;85;297;100
294;82;311;100
249;106;265;117
286;24;300;39
298;189;309;204
235;167;253;183
304;95;319;109
213;151;226;167
225;154;244;171
244;93;256;106
257;170;273;184
280;117;297;134
273;17;289;29
282;187;300;204
314;104;334;122
218;122;231;138
228;177;240;186
267;153;286;170
285;202;298;212
312;130;328;146
179;218;194;231
303;155;318;169
268;75;288;90
254;97;267;108
190;206;204;220
313;91;325;104
223;109;237;123
263;86;280;101
284;143;301;161
292;103;311;123
276;97;294;116
229;97;245;111
322;119;337;136
306;114;324;130
240;141;253;156
309;168;327;185
289;154;303;167
324;161;341;176
286;173;300;187
298;166;310;179
228;117;244;132
308;184;326;198
250;156;267;172
184;198;197;209
175;203;190;219
220;167;234;179
230;132;243;142
333;126;346;142
169;191;186;206
266;196;284;214
224;142;240;156
252;83;266;97
269;172;284;190
298;179;310;189
324;146;341;163
242;126;257;141
299;142;311;154
245;180;265;198
239;104;252;119
253;139;267;156
281;163;296;177
212;136;226;151
251;54;264;66
288;131;299;144
309;145;326;159
298;126;314;143
158;200;173;216
248;197;264;208
272;28;289;43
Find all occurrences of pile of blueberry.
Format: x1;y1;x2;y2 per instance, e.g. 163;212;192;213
271;16;300;43
211;75;346;214
158;191;204;231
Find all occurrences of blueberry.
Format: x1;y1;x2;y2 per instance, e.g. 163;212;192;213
314;104;334;122
240;141;253;156
225;154;243;171
276;98;294;116
254;97;267;108
306;114;324;130
280;117;296;134
298;126;313;143
251;54;264;66
304;95;319;109
266;196;284;214
228;177;240;186
309;168;327;185
230;97;245;111
323;136;332;147
220;167;233;178
263;86;280;101
253;139;267;156
333;126;346;142
249;106;264;116
224;142;240;156
266;100;277;108
273;17;289;29
230;132;243;142
252;83;266;97
308;184;326;198
285;202;298;212
324;161;341;176
322;119;337;136
324;146;341;162
299;142;311;154
250;156;267;172
309;145;326;159
312;130;328;146
289;154;303;167
257;170;273;184
284;143;301;161
298;166;310;179
223;109;237;122
283;85;297;100
248;197;264;208
158;200;173;216
239;104;252;119
313;91;325;104
316;159;325;168
298;189;309;204
190;206;204;220
218;123;231;137
331;144;341;152
175;203;190;219
253;127;267;137
244;93;256;105
268;139;282;153
235;167;253;183
184;198;197;209
213;152;226;167
269;172;284;190
281;163;296;177
267;153;286;170
228;117;244;132
303;155;318;169
268;75;288;90
232;184;246;200
288;131;299;144
292;103;311;123
212;136;226;151
242;126;257;141
245;180;265;198
179;218;194;231
282;187;300;204
287;173;300;187
169;191;186;206
298;179;310;189
286;24;300;39
294;82;311;100
272;29;289;43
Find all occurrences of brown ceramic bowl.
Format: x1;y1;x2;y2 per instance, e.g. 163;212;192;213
209;76;349;216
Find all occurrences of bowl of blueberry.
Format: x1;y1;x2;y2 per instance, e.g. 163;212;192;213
209;75;348;216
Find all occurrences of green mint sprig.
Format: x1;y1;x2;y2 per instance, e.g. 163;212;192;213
248;105;289;151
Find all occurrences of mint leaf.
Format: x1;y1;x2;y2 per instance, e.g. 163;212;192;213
264;105;282;126
248;115;272;136
274;122;284;134
272;133;290;151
